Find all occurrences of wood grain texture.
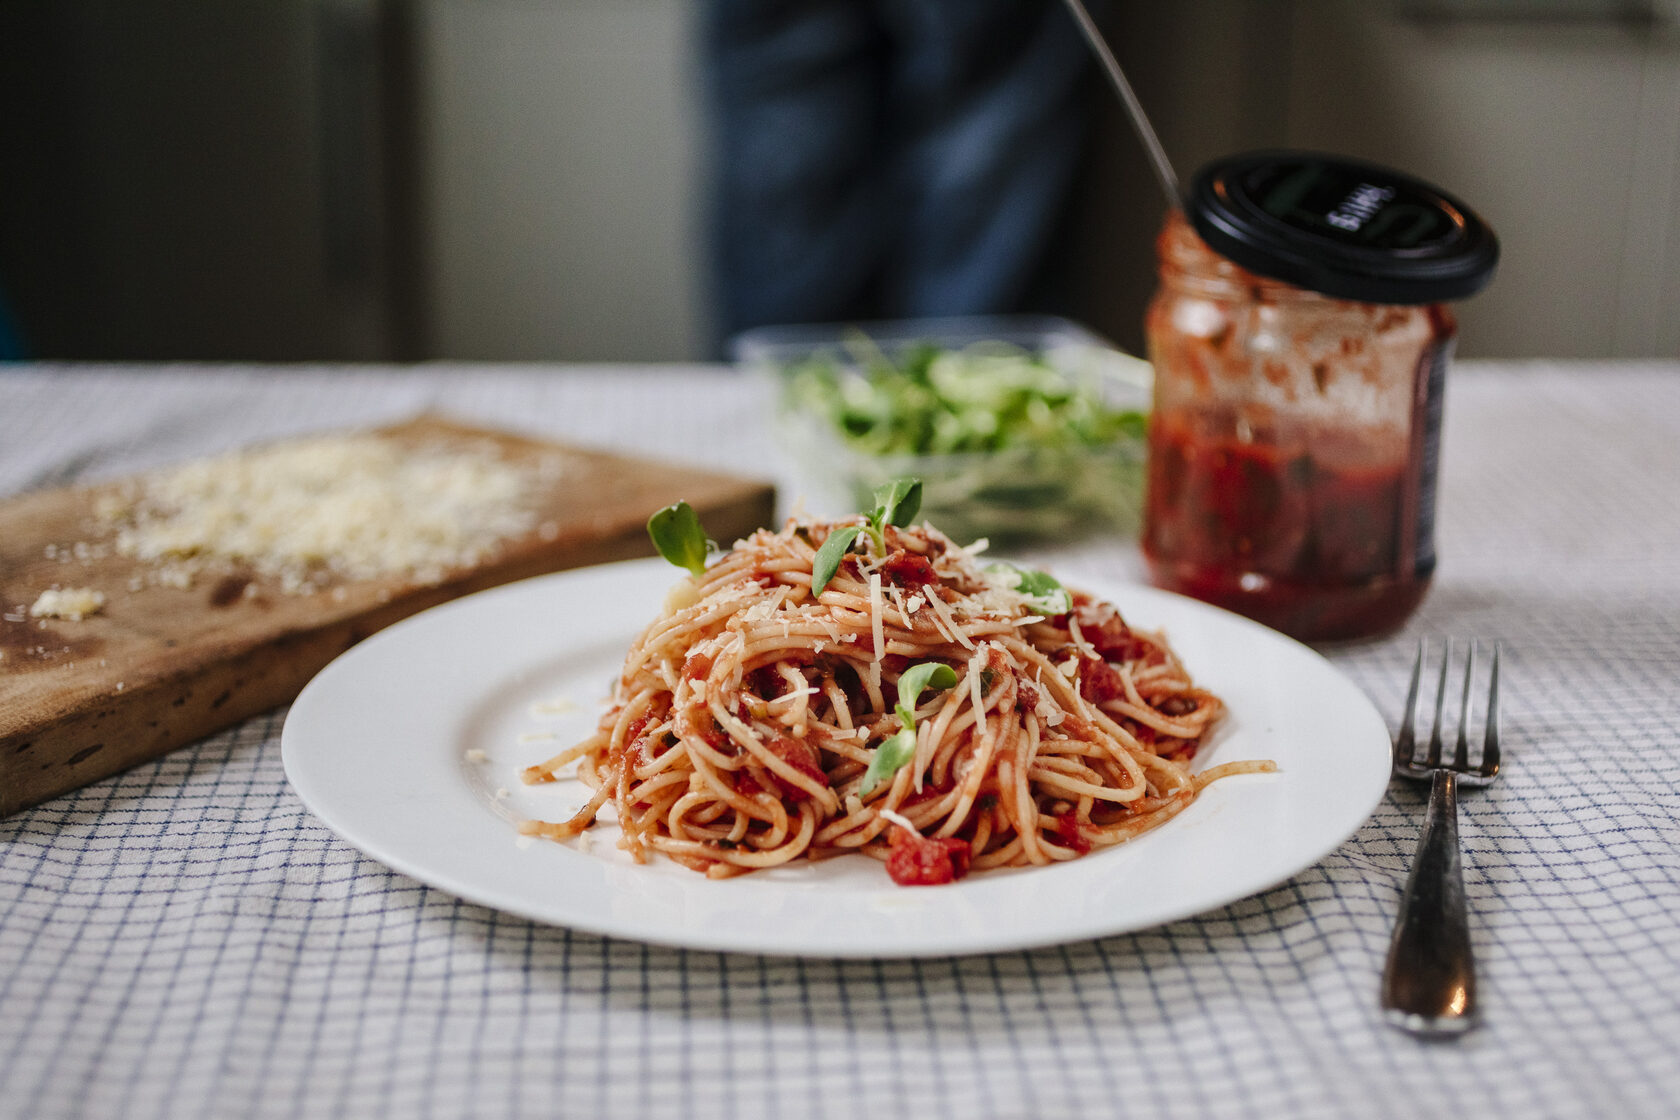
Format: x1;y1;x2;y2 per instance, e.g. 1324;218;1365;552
0;416;775;816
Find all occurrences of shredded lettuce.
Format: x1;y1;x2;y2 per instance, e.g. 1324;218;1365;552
784;339;1147;457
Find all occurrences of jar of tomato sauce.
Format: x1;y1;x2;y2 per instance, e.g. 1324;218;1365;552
1142;152;1498;641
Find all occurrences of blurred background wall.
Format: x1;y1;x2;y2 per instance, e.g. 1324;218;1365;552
2;0;1678;363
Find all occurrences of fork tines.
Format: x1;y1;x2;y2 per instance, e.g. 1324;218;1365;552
1394;638;1502;785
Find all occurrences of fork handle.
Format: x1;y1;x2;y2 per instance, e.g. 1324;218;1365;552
1381;769;1478;1036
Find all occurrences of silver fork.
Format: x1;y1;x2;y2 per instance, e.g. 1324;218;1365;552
1381;638;1502;1037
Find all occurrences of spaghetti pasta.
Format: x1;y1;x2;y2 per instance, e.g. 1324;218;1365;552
519;516;1273;885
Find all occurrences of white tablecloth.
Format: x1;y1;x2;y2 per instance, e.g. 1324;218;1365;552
2;361;1677;1120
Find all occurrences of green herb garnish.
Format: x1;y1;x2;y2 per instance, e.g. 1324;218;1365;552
985;562;1072;616
861;661;958;794
810;524;862;596
862;476;922;555
809;476;923;595
874;477;923;529
861;728;917;797
647;501;711;577
894;661;958;723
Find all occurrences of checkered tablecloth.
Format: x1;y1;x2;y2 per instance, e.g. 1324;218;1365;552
3;361;1677;1120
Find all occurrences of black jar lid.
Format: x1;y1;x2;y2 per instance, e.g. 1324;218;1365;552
1185;151;1499;305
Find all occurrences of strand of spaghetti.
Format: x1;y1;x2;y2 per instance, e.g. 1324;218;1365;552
1029;758;1149;803
1104;660;1213;739
912;686;967;793
997;636;1101;728
811;798;883;847
934;684;1015;841
1195;759;1278;787
932;649;1010;790
771;664;814;729
706;688;839;811
522;738;596;782
517;782;610;841
626;594;751;680
1000;710;1048;865
997;636;1150;794
821;678;856;732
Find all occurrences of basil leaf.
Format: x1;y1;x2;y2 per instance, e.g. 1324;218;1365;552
894;661;958;725
647;501;710;577
811;524;862;595
861;726;917;794
1014;568;1071;615
871;477;923;528
985;562;1072;616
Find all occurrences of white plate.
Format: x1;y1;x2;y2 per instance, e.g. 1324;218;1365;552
282;557;1391;958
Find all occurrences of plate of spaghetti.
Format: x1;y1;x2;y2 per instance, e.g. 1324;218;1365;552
283;513;1391;958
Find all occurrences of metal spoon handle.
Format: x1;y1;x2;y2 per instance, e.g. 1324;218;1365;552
1060;0;1181;209
1381;769;1479;1036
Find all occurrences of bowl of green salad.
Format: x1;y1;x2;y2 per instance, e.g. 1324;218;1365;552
732;315;1151;543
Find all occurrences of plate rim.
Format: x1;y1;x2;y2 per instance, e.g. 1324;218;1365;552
281;556;1392;958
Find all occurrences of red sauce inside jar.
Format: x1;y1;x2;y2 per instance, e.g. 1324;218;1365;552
1143;410;1430;641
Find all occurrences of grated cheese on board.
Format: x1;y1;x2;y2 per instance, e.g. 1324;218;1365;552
97;433;560;593
29;587;107;621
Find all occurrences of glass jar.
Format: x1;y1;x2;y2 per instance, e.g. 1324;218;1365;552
1140;153;1497;642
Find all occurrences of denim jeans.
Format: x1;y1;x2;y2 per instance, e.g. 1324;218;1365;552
700;0;1095;349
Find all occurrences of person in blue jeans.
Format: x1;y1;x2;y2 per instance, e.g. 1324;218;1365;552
700;0;1096;348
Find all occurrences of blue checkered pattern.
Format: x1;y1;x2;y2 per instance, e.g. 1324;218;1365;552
4;363;1679;1119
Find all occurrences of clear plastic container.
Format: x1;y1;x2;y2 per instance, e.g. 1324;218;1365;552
732;315;1152;544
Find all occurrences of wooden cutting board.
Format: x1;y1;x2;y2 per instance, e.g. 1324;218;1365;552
0;416;775;817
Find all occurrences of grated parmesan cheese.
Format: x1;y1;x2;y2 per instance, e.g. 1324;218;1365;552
99;433;561;593
743;594;781;623
925;589;974;650
966;644;988;726
1067;614;1098;660
878;808;917;834
868;572;886;661
885;583;909;626
662;577;702;615
29;587;106;621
